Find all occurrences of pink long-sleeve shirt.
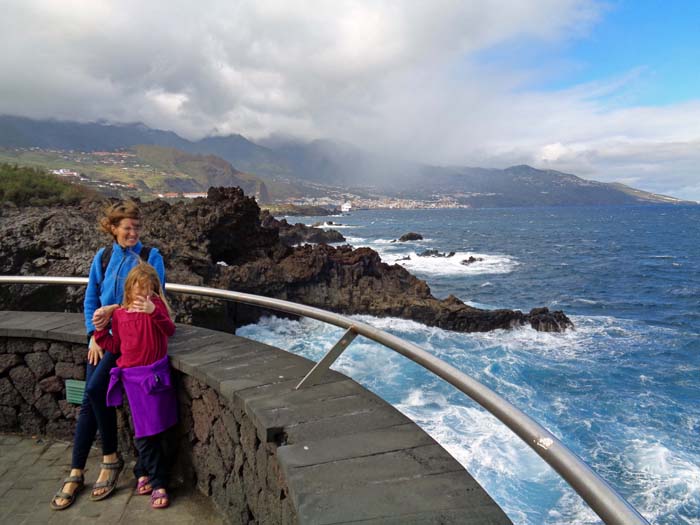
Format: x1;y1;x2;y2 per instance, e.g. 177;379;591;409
95;296;176;368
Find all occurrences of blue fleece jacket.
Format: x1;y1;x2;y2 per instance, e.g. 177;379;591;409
83;241;166;335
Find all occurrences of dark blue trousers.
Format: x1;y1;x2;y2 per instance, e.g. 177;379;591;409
134;433;168;490
71;350;119;469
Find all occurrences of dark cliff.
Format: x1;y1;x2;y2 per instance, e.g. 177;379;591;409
0;187;572;333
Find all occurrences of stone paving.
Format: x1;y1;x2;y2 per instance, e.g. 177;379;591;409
0;433;224;525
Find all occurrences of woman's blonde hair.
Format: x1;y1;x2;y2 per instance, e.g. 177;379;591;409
122;262;172;317
99;200;141;240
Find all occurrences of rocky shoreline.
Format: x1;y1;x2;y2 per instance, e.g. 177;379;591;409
260;211;345;245
0;187;572;333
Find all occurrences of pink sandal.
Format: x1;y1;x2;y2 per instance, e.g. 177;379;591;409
151;488;169;509
136;477;152;495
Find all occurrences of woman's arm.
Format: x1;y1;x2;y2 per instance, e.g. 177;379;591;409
94;315;121;354
83;249;105;336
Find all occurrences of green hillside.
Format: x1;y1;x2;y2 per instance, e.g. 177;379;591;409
131;145;264;196
0;145;297;202
0;163;97;206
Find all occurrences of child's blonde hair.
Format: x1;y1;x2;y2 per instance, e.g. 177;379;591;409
122;262;172;317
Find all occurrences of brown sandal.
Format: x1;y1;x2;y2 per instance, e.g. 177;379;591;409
90;456;124;501
50;474;84;510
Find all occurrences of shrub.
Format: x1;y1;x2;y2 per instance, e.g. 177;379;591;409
0;163;95;206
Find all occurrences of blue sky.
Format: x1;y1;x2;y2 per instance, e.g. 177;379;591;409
553;0;700;106
477;1;700;107
1;1;699;199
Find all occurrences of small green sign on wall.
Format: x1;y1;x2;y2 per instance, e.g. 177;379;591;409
65;379;86;404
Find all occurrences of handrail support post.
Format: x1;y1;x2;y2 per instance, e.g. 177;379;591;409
295;326;358;389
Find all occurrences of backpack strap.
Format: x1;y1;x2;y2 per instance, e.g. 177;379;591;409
100;245;113;276
139;246;151;263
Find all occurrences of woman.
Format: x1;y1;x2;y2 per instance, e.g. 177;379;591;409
51;200;166;510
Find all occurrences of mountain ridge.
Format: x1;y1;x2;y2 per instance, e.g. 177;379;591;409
0;115;693;207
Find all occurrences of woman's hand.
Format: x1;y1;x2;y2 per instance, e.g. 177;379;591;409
93;304;117;330
131;294;155;314
87;336;104;365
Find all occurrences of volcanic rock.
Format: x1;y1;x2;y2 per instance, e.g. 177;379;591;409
417;249;456;258
0;186;573;333
395;232;423;242
260;211;345;245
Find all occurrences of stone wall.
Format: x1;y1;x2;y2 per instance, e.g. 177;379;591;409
0;312;510;524
178;374;296;524
0;337;83;439
0;335;296;525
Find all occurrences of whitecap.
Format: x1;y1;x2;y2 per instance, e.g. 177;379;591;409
571;298;599;305
396;390;551;478
305;222;357;229
344;236;368;246
623;439;700;524
670;287;699;297
395;391;570;523
464;300;496;309
362;237;435;245
454;314;653;363
379;250;518;276
237;315;405;389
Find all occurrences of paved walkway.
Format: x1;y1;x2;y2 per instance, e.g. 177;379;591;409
0;433;224;525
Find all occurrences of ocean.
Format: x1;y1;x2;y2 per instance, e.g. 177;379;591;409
238;206;700;525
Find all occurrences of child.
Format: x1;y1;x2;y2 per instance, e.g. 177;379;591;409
94;262;177;509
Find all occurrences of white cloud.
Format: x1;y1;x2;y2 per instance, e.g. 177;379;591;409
0;0;698;199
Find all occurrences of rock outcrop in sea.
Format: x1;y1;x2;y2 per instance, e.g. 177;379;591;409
0;187;573;333
394;232;423;242
260;211;345;245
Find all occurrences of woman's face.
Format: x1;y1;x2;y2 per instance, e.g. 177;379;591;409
111;218;141;248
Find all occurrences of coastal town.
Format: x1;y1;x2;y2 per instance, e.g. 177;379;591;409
284;194;469;211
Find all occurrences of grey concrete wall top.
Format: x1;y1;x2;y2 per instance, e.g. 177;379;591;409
0;311;511;524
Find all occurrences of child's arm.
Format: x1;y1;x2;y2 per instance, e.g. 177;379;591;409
150;297;176;337
94;313;121;354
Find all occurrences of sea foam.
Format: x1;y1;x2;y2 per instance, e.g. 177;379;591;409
380;250;518;275
237;309;697;525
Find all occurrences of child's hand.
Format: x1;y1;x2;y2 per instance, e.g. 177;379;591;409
132;294;155;314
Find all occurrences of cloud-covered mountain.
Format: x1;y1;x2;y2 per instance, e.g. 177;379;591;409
0;115;692;207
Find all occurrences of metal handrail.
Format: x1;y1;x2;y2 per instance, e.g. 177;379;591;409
0;275;648;525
